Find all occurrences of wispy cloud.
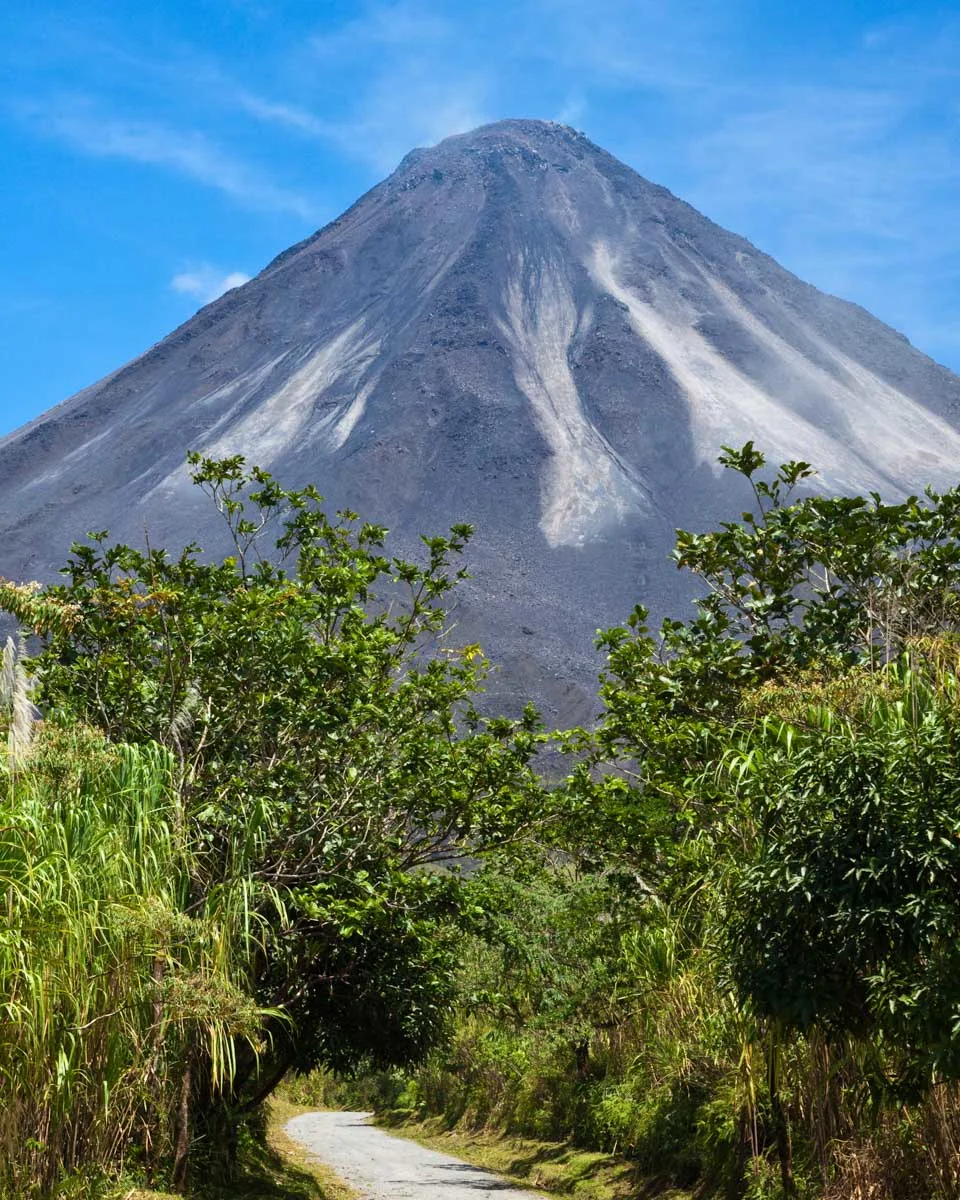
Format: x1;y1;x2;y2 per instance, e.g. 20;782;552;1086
308;3;455;60
691;87;923;237
343;73;489;170
234;76;488;172
5;0;960;373
231;90;334;138
21;98;320;218
170;264;252;304
674;37;960;361
277;2;492;169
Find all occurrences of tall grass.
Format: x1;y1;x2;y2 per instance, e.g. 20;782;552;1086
0;725;261;1196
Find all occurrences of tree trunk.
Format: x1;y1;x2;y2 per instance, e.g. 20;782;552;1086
574;1037;590;1080
725;1104;752;1200
171;1054;193;1193
767;1032;797;1198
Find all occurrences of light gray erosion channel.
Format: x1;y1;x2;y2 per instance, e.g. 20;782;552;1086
285;1110;548;1199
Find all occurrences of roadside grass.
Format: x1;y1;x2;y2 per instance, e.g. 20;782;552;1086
258;1098;358;1200
375;1111;693;1200
114;1099;357;1200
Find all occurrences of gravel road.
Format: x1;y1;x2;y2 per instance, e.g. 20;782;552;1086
285;1110;548;1199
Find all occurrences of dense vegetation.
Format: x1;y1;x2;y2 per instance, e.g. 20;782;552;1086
0;455;544;1195
4;443;960;1196
0;727;246;1196
380;445;960;1198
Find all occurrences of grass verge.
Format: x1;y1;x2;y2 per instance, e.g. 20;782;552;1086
375;1111;692;1199
117;1099;357;1200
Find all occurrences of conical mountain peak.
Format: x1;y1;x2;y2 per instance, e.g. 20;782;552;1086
401;117;590;163
378;116;659;211
2;123;959;720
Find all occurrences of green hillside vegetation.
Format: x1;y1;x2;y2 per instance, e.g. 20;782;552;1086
4;444;960;1196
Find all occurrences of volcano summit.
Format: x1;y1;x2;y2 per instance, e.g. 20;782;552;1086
3;119;960;719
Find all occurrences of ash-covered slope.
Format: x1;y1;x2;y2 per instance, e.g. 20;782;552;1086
4;119;960;721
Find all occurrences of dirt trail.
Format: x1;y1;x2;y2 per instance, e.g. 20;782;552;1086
285;1110;548;1199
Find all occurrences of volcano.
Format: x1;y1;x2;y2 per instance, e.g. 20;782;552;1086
3;119;960;721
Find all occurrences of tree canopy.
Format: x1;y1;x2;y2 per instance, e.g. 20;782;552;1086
1;453;547;1185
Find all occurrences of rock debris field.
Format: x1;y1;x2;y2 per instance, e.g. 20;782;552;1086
285;1110;548;1199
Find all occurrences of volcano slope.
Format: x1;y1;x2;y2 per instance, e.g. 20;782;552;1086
3;119;960;722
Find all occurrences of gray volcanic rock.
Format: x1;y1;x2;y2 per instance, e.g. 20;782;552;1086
4;119;960;723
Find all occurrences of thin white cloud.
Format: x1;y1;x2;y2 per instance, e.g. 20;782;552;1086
692;88;914;234
232;75;487;171
348;71;489;170
255;1;491;169
689;77;960;254
231;90;334;138
170;265;252;304
8;0;960;370
22;99;319;219
309;2;455;60
525;0;732;91
674;54;960;363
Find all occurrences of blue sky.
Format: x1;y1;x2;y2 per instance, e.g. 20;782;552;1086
3;0;960;437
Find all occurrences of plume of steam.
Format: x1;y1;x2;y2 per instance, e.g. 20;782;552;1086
1;635;39;768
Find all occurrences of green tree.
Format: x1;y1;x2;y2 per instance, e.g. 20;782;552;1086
568;444;960;897
559;446;960;1194
725;656;960;1095
0;454;546;1187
